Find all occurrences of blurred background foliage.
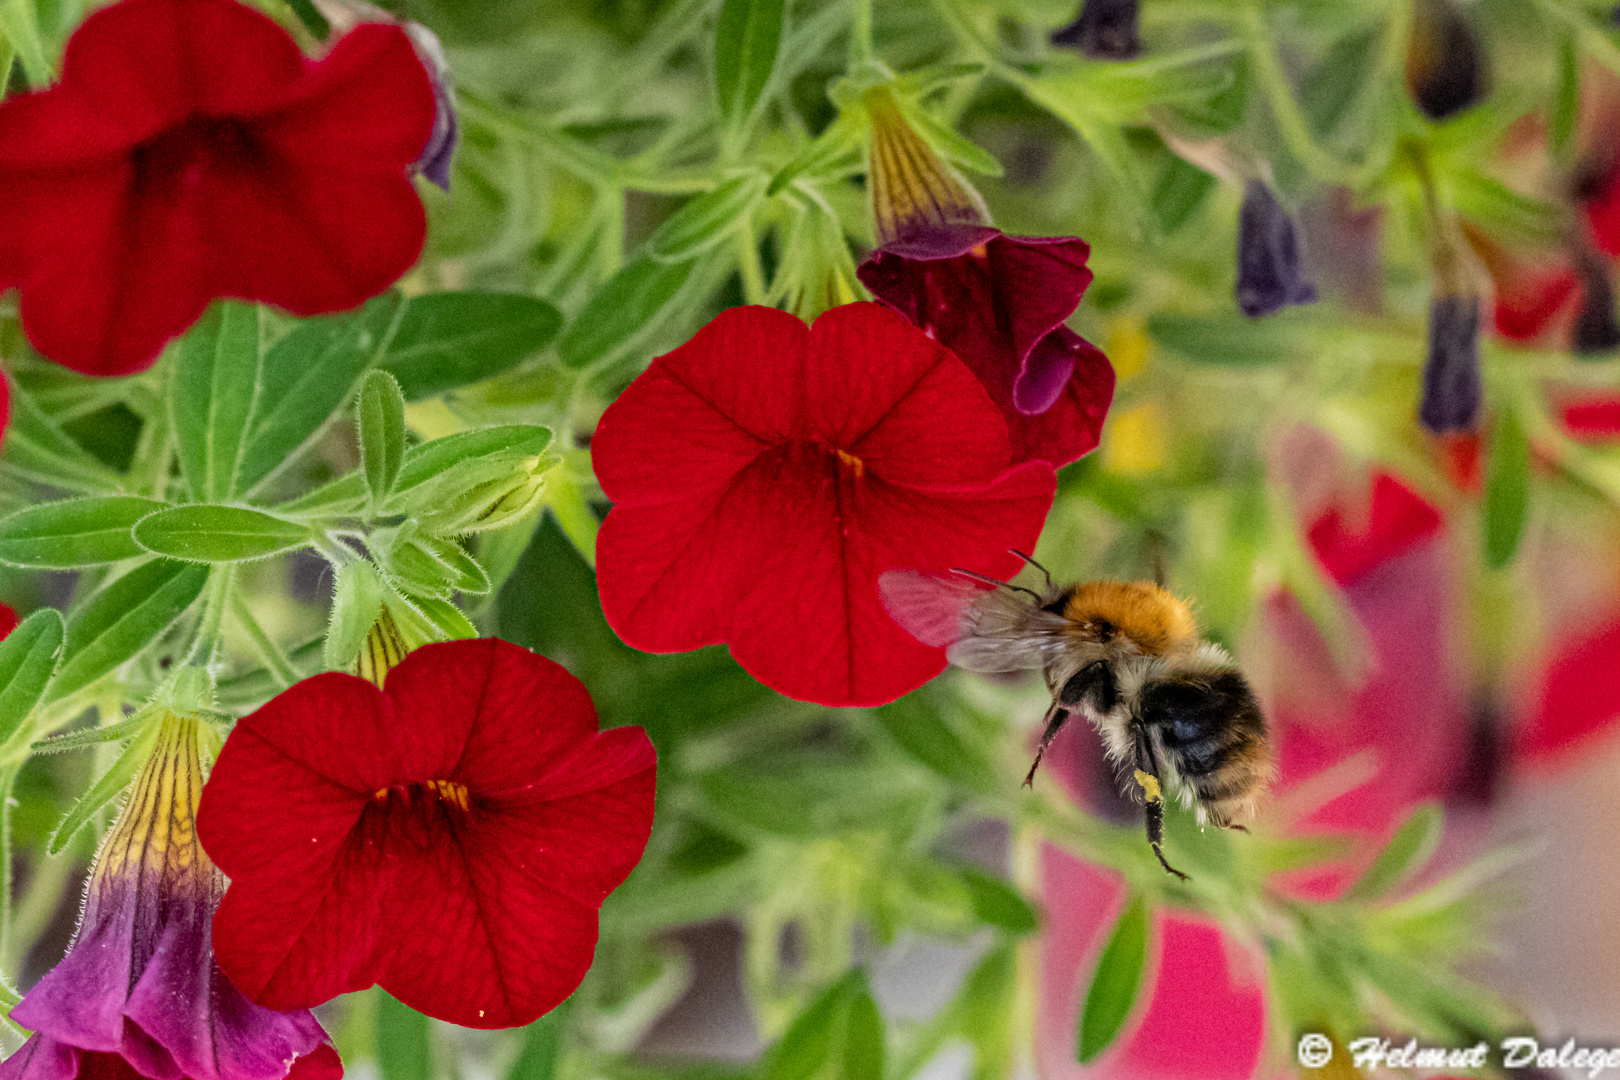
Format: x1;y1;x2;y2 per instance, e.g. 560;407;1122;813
6;0;1620;1077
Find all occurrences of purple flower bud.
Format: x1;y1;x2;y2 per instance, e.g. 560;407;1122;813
404;22;457;191
0;711;339;1080
1050;0;1141;60
1236;180;1316;318
1573;253;1620;355
1405;0;1486;121
1419;294;1483;433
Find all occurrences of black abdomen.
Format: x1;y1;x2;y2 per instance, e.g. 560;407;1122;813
1137;669;1270;825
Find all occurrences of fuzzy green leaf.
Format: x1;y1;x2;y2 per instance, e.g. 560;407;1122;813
51;561;210;702
358;371;407;503
0;609;64;746
239;293;401;497
326;561;384;672
172;303;263;502
1347;801;1444;902
714;0;785;128
0;497;166;568
133;506;314;564
647;174;767;263
557;257;694;370
390;426;554;497
1;382;125;494
1483;407;1530;570
48;713;161;854
381;292;563;400
1077;895;1148;1063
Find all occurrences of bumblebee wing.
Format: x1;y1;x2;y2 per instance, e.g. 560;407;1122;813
878;570;986;648
878;570;1060;674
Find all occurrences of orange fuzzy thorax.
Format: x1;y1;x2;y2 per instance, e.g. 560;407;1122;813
1055;580;1198;656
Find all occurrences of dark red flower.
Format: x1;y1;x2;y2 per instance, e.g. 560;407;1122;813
1517;617;1620;766
592;302;1057;707
1560;393;1620;439
0;602;16;639
1586;157;1620;259
857;227;1114;468
0;0;435;376
197;638;655;1030
1307;472;1443;587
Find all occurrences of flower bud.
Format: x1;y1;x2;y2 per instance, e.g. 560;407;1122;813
864;85;989;248
418;455;549;536
1419;293;1483;433
357;603;411;686
1405;0;1486;121
1050;0;1141;60
1236;180;1316;318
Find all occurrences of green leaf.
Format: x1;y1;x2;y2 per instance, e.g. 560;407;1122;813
133;506;313;563
0;497;166;569
647;174;767;263
239;293;401;497
48;713;162;854
172;303;264;502
391;426;554;497
1077;895;1148;1064
325;561;384;672
714;0;785;128
557;257;694;370
1483;405;1530;570
0;610;64;747
418;535;492;594
1447;169;1567;247
506;1008;565;1080
398;594;479;642
871;691;999;793
31;713;149;755
1553;32;1579;158
842;981;885;1080
381;292;563;400
766;971;856;1080
906;103;1004;178
51;561;210;702
358;371;407;503
959;868;1040;935
1346;801;1444;902
1151;155;1217;236
1;382;125;494
284;0;330;38
376;991;431;1080
1147;310;1300;365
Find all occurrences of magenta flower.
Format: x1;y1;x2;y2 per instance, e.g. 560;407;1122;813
1;710;339;1080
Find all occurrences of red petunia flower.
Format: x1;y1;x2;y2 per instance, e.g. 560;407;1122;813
592;302;1057;707
0;0;435;376
858;227;1115;468
197;638;656;1030
0;602;16;639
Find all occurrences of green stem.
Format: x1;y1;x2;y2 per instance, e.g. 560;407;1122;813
186;565;236;668
458;92;622;184
0;761;17;986
230;591;300;691
2;846;71;980
1243;0;1363;187
736;221;768;305
848;0;874;70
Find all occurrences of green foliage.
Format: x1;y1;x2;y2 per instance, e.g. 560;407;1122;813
173;302;264;502
0;610;63;747
1483;406;1531;569
764;969;883;1080
51;561;210;702
558;258;695;371
381;292;563;400
358;371;407;503
1346;802;1445;902
1077;895;1148;1064
47;711;160;854
0;496;165;568
133;506;313;563
714;0;786;132
376;991;433;1080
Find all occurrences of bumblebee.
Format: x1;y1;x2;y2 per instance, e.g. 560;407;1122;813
880;552;1273;879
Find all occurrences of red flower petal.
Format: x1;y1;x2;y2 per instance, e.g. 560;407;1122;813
1517;615;1620;766
1306;472;1442;587
0;0;434;375
593;303;1057;706
199;639;655;1029
1586;164;1620;259
1560;394;1620;440
1492;263;1579;341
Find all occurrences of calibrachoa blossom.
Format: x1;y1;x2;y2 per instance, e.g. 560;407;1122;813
2;710;340;1080
0;0;435;376
592;302;1057;707
854;88;1113;469
197;638;656;1029
1236;180;1316;318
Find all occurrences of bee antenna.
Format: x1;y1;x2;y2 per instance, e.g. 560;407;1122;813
949;567;1043;603
1008;548;1054;591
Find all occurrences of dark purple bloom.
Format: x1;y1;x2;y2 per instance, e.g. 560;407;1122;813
1419;294;1483;433
1050;0;1141;60
1405;0;1486;121
1;711;340;1080
1573;251;1620;356
404;23;457;191
858;227;1114;468
1237;180;1317;318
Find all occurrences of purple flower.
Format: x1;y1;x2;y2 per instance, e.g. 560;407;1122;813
1;711;340;1080
403;23;457;191
1406;0;1486;121
854;86;1114;469
1236;180;1316;318
1419;294;1483;433
1050;0;1142;60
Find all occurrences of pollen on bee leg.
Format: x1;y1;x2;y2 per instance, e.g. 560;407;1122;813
1133;768;1163;804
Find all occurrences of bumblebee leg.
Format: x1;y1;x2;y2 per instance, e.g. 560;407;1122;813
1134;768;1189;881
1023;705;1071;787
